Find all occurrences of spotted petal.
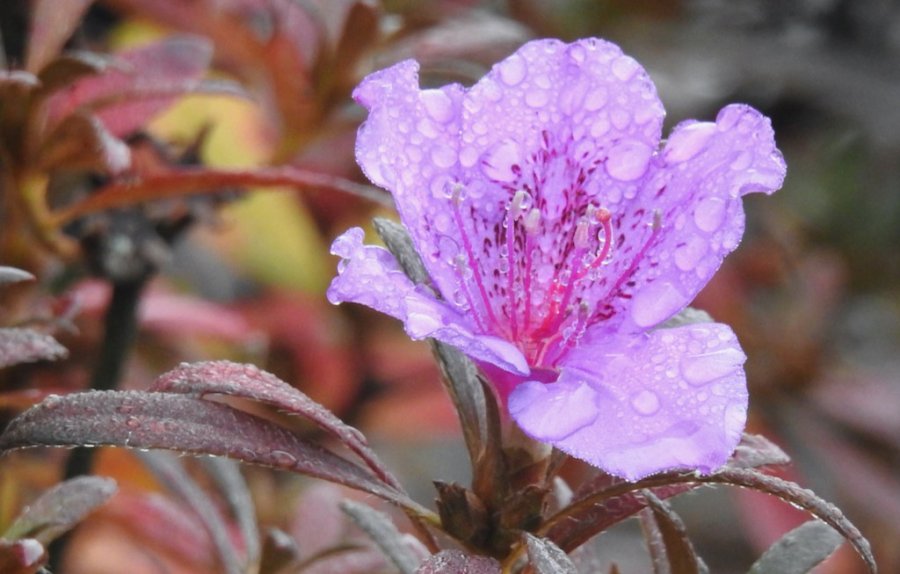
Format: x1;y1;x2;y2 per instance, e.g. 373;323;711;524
508;323;747;480
327;228;528;374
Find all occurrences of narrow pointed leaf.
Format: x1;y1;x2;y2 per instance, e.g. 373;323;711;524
55;167;390;224
0;328;68;368
340;499;420;574
373;218;430;285
0;267;34;285
639;491;707;574
747;520;845;574
552;433;792;552
3;476;116;544
152;360;401;490
543;467;875;573
0;391;414;508
200;458;260;570
523;533;577;574
138;452;242;574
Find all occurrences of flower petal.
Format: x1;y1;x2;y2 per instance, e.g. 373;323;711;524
327;228;528;374
508;323;747;480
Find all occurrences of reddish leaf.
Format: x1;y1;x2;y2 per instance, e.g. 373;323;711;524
35;52;110;95
637;491;707;574
0;391;414;508
0;539;45;574
0;328;68;368
523;533;577;574
25;0;94;73
54;166;390;224
44;36;213;137
3;476;117;545
151;361;401;490
415;550;500;574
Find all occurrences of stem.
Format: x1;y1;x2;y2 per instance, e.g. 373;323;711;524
49;276;148;569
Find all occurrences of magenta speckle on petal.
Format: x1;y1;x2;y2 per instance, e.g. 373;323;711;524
331;37;785;481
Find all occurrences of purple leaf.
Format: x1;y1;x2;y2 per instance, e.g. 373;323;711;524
151;361;402;490
25;0;94;73
0;391;415;509
2;476;116;545
637;491;707;574
523;533;577;574
0;328;68;369
415;550;500;574
747;520;845;574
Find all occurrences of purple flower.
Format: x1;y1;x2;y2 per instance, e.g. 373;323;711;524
328;38;785;480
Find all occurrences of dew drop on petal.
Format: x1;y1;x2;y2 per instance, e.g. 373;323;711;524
611;55;640;81
729;150;753;171
498;54;526;86
674;236;709;271
606;140;652;181
631;389;660;416
680;347;745;386
481;139;521;183
420;89;455;123
525;89;550;108
431;145;458;168
406;311;442;338
584;87;608;111
664;122;716;164
630;281;684;328
693;197;727;232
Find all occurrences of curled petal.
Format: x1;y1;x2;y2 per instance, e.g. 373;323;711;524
603;105;785;332
509;323;747;481
327;228;528;374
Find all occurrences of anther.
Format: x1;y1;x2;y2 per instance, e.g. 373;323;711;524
523;208;541;234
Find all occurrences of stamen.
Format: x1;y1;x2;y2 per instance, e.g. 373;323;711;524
449;183;501;332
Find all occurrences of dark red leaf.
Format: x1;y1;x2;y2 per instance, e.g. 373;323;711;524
36;112;130;173
0;328;68;369
151;361;401;490
415;550;500;574
523;533;577;574
2;476;117;545
0;391;414;509
25;0;94;73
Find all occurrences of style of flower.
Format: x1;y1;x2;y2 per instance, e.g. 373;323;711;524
328;38;786;481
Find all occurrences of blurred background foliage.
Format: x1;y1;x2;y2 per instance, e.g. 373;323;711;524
0;0;897;572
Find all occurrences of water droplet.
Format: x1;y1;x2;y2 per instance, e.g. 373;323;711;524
693;197;727;232
420;89;454;123
674;237;709;271
680;347;745;386
431;145;457;168
664;122;716;164
630;281;684;328
631;390;660;415
270;450;298;467
584;87;608;111
407;311;441;338
611;55;640;81
729;150;752;171
498;54;526;86
610;109;631;130
590;116;610;138
606;140;653;182
416;118;439;138
481;139;521;183
568;44;587;63
525;89;549;108
125;416;140;429
459;146;478;167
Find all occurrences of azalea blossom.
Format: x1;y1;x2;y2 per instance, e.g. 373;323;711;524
328;38;785;480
